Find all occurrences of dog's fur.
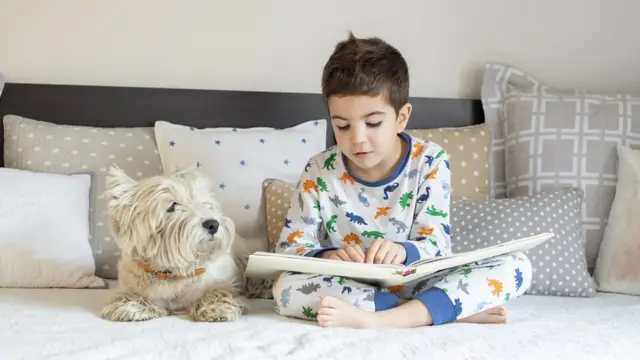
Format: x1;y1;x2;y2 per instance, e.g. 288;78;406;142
100;166;258;322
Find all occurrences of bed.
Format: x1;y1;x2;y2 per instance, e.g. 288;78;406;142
0;82;634;360
0;281;637;360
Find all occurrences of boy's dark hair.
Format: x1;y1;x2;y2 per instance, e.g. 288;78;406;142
321;32;409;114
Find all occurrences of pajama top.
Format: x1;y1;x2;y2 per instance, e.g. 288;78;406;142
276;132;452;264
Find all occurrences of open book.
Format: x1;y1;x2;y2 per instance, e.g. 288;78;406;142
245;232;554;287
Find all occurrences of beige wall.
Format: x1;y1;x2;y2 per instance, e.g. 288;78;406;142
1;0;638;99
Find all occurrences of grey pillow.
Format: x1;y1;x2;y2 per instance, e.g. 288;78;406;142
481;62;640;271
3;115;163;279
451;187;597;297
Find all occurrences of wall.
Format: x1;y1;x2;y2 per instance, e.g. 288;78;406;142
1;0;638;99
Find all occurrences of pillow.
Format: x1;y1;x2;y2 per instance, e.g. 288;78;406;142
406;124;492;200
3;115;164;279
263;178;297;251
451;188;597;297
481;63;640;271
154;119;327;248
0;167;107;288
594;144;640;295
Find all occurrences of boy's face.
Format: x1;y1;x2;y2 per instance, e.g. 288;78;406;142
328;94;411;174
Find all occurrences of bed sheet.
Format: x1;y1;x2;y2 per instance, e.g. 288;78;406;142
0;280;636;360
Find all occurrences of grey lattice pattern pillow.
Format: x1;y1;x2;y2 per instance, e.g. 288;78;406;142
481;63;640;271
451;187;597;297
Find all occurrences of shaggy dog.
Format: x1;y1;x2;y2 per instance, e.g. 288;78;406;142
100;166;255;322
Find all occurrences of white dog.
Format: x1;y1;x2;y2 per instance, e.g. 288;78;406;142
100;166;254;322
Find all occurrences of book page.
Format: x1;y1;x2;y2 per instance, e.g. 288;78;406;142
245;233;554;287
408;232;552;269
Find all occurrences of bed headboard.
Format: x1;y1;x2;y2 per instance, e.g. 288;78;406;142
0;82;484;166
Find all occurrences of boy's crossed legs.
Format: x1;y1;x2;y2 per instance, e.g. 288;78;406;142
272;251;532;328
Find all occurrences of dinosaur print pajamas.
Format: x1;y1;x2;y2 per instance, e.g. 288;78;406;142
273;133;532;325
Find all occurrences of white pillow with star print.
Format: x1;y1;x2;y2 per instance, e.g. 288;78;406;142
153;119;327;248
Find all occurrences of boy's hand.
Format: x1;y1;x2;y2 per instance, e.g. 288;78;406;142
320;245;365;263
365;240;406;264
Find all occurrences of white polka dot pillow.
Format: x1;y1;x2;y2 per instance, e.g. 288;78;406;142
3;115;164;279
406;123;491;201
451;187;597;297
154;119;327;249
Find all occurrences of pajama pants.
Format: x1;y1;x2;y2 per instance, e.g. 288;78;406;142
272;251;532;325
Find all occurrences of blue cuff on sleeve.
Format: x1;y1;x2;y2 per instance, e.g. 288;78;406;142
415;287;456;325
397;242;420;265
305;247;338;258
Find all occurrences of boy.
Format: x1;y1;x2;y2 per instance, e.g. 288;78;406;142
273;32;532;328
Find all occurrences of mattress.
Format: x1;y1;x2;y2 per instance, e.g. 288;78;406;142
0;280;636;360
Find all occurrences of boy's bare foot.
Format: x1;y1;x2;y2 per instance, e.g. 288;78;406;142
316;296;376;328
457;305;507;324
315;296;506;328
316;296;434;329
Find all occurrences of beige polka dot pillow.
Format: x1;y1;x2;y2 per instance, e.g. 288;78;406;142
406;123;491;201
3;115;163;279
263;178;297;251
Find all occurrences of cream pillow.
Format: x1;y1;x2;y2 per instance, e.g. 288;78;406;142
594;144;640;295
0;168;107;288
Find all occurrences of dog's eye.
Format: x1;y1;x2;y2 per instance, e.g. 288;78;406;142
167;202;179;213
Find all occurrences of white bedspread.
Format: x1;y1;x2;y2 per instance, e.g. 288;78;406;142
0;281;637;360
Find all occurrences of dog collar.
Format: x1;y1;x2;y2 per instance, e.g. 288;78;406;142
136;260;206;280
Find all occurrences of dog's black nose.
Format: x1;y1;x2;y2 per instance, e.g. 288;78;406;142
202;219;219;235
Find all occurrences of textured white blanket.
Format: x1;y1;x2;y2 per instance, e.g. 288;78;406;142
0;281;636;360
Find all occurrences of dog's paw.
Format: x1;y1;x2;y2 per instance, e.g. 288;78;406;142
100;293;168;322
190;288;246;322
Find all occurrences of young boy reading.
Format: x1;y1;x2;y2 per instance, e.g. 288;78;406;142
273;32;532;328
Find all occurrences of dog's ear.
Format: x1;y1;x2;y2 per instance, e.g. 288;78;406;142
105;166;137;200
169;165;196;179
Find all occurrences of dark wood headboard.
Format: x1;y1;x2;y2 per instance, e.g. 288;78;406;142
0;82;484;166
